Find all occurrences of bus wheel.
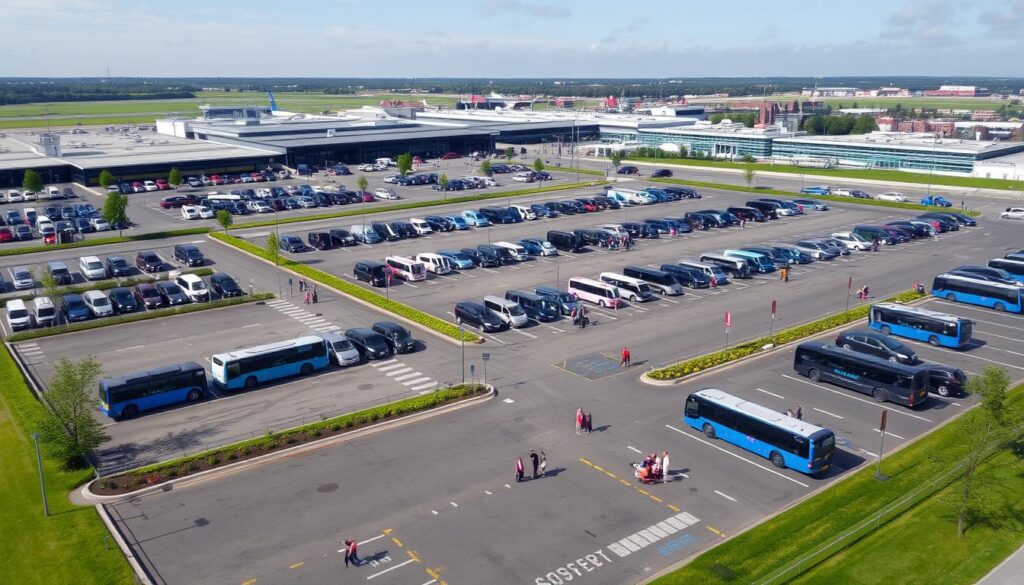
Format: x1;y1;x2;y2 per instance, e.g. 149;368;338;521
937;385;950;397
187;389;201;402
770;451;785;469
599;300;607;308
121;404;139;419
300;363;313;376
929;335;939;346
994;302;1005;312
872;388;887;402
702;423;716;439
244;376;257;390
881;325;891;335
808;368;820;382
946;293;956;301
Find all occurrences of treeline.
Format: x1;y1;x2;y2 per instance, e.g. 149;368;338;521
802;115;877;135
0;81;196;105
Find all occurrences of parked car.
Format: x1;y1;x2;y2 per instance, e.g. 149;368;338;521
60;293;91;322
790;199;828;211
173;244;205;267
920;195;952;207
800;186;831;195
836;330;918;364
106;287;138;313
372;322;416;354
344;328;392;360
877;192;908;202
279;234;305;252
353;260;388;286
46;261;74;285
1001;207;1024;220
926;365;968;397
175;274;211;302
328;229;357;246
82;290;114;317
136;250;163;273
78;256;107;280
454;301;506;332
156;281;188;306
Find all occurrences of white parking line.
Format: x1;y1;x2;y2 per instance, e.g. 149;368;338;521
874;428;905;440
665;424;809;488
756;388;785;399
780;374;932;422
240;323;261;329
902;339;1024;371
813;407;844;419
512;328;538;339
365;558;416;580
714;490;738;502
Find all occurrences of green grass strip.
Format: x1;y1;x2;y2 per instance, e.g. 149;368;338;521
0;227;211;258
210;233;481;343
7;293;274;342
0;345;134;584
651;384;1024;585
627;155;1024;192
648;290;925;380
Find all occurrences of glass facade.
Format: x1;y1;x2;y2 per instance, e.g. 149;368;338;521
602;130;775;158
772;140;980;173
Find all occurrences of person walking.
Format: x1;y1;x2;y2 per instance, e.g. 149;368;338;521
515;457;525;482
299;278;307;293
661;450;670;477
585;412;593;433
795;404;803;420
344;539;359;567
539;451;547;477
304;290;313;304
621;346;631;367
530;450;540;479
670;225;677;238
576;408;584;435
740;217;746;228
710;275;717;288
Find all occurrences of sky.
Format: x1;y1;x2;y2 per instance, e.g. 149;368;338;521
1;0;1022;78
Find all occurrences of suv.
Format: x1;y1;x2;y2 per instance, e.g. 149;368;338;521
156;281;188;305
454;301;506;332
173;244;205;267
279;234;305;253
836;330;918;364
60;293;91;322
210;273;243;297
353;261;388;286
175;274;210;302
108;287;139;313
46;261;74;285
136;251;163;273
371;322;416;354
105;256;133;277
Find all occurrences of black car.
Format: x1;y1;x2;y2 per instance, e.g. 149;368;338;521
156;281;189;305
424;216;453;232
173;244;205;267
643;219;672;234
354;260;388;286
390;221;418;238
279;234;305;252
344;327;391;360
133;283;163;309
660;264;710;288
454;301;506;332
136;251;163;273
108;287;139;313
885;221;927;238
61;293;91;322
370;223;400;242
593;195;619;209
617;165;639;175
371;322;416;354
926;365;968;397
835;330;918;364
74;217;94;233
329;229;357;246
531;203;557;218
663;186;701;199
460;247;499;267
210;273;243;297
661;217;693;234
947;212;977;227
307;231;333;250
651;169;673;178
105;256;132;278
571;229;606;247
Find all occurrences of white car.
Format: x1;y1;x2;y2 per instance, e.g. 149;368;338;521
47;186;62;199
374;188;400;200
195;205;214;219
143;180;159;192
247;200;273;213
78;256;107;280
876;192;908;202
90;217;112;231
174;274;210;302
257;188;272;197
383;174;400;184
21;190;37;201
831;231;872;251
1001;207;1024;220
6;189;23;203
82;290;114;317
357;163;377;172
181;205;200;220
511;172;534;183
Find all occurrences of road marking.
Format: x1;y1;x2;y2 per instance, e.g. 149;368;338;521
386;367;414;377
664;424;810;488
371;359;398;367
314;325;341;332
241;323;261;329
756;387;784;399
411;382;437;391
511;328;538;339
714;490;737;502
901;340;1024;371
393;372;422;381
450;501;458;507
813;407;844;419
627;446;642;454
115;344;145;352
861;449;879;458
359;534;386;545
874;428;905;440
289;562;304;569
780;374;933;422
376;363;405;372
366;558;416;580
402;376;431;385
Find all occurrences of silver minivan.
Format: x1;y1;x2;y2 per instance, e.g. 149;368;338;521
316;331;360;366
483;295;528;328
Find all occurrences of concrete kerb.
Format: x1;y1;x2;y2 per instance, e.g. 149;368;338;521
95;503;155;585
76;384;495;505
207;233;481;347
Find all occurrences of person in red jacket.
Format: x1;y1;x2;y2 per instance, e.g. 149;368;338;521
621;346;631;367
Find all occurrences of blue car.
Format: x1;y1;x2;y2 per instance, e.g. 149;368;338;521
531;203;558;218
461;209;489;226
437;250;475;270
800;186;831;195
920;195;953;207
444;215;470;230
517;239;543;255
61;294;91;322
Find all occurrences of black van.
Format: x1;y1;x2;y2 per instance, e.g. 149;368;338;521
660;263;710;288
479;207;509;225
477;243;509;265
460;248;500;268
622;266;685;296
745;200;779;219
727;206;767;222
505;290;559;322
353;260;388;286
572;228;608;247
547;230;583;252
328;228;356;246
307;231;333;250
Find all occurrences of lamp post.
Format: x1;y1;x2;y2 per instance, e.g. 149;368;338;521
32;433;48;517
482;352;490;387
460;326;466;384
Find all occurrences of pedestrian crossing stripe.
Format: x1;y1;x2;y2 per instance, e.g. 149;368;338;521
607;512;701;558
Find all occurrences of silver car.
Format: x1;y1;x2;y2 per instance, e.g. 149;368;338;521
792;240;839;260
813;236;852;256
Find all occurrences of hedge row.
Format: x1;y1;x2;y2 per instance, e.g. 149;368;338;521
0;267;215;308
648;177;982;216
211;232;481;343
648;289;926;380
0;226;211;258
97;383;487;488
7;292;274;342
231;180;608;230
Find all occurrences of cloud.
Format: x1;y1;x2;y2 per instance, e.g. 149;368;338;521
478;0;570;18
978;0;1024;38
885;0;954;27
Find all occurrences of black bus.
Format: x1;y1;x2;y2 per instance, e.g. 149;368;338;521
793;341;930;407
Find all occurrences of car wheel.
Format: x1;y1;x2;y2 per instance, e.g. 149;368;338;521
300;363;313;376
937;385;950;397
872;388;887;402
244;376;257;390
455;315;462;325
881;325;891;335
599;300;607;308
770;451;786;469
186;389;202;402
703;423;716;439
946;293;956;301
994;302;1005;312
808;368;820;382
929;335;939;346
121;404;139;419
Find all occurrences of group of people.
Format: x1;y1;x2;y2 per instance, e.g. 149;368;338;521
634;450;669;484
569;303;589;328
298;278;318;304
515;449;547;482
857;285;871;300
576;408;594;434
602;234;633;251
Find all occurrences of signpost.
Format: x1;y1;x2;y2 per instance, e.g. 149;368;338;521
769;300;777;343
875;410;889;481
724;312;732;350
460;327;466;383
845;275;853;315
482;352;490;387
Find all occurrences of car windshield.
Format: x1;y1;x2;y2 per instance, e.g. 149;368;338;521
141;288;159;298
9;309;28;318
86;261;102;270
67;299;85;309
92;296;110;307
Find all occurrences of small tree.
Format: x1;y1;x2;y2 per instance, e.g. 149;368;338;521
37;357;108;468
439;173;450;192
167;167;183;187
533;158;545;173
357;175;368;194
266;232;281;266
98;169;115;189
396;153;413;177
216;209;233;232
610;150;623;170
22;169;43;194
505;146;515;161
102;191;129;237
479;160;492;176
677;144;688;159
744;168;756;188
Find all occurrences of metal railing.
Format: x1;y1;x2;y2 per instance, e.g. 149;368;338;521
95;383;453;477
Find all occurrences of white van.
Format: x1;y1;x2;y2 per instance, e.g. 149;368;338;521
493;241;529;261
375;157;396;168
30;296;56;327
6;189;22;203
607;188;650;206
409;218;434;235
415;253;452;275
385;256;427;282
510;205;537;221
483;295;528;328
81;290;114;317
46;186;62;199
599;272;655;303
6;299;32;331
678;260;730;285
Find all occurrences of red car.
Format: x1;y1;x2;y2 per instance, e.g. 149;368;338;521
0;227;14;243
440;152;460;160
250;172;265;182
412;156;424;165
159;196;190;209
132;181;146;193
360;191;375;202
210;175;224;185
43;230;57;244
155;178;170;190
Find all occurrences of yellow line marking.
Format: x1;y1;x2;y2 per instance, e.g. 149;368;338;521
667;504;681;512
649;495;663;503
579;457;593;466
427;568;440;579
619;479;632;486
604;471;618;479
391;536;404;547
593;465;606;473
241;580;257;585
637;488;650;496
288;562;304;569
382;528;393;535
407;550;421;562
706;526;725;537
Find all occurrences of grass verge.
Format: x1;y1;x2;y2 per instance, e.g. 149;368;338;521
651;384;1024;585
211;232;480;343
7;293;274;342
627;155;1024;192
92;383;488;492
647;289;925;380
0;345;134;584
0;227;211;258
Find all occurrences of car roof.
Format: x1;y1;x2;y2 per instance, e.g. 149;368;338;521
136;282;157;291
177;273;203;283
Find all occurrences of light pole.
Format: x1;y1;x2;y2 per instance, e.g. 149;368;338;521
32;433;48;517
460;327;466;384
482;352;490;387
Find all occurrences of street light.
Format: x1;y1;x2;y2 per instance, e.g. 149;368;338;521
31;432;48;517
460;326;466;384
482;352;490;387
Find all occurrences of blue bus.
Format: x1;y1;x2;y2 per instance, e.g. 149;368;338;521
99;362;208;419
684;388;835;475
988;258;1024;284
932;273;1024;314
869;302;972;348
211;335;330;390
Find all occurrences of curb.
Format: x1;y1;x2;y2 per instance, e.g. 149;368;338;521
77;385;495;505
207;234;481;347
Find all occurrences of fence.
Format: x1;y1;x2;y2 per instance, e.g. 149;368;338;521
94;382;453;477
